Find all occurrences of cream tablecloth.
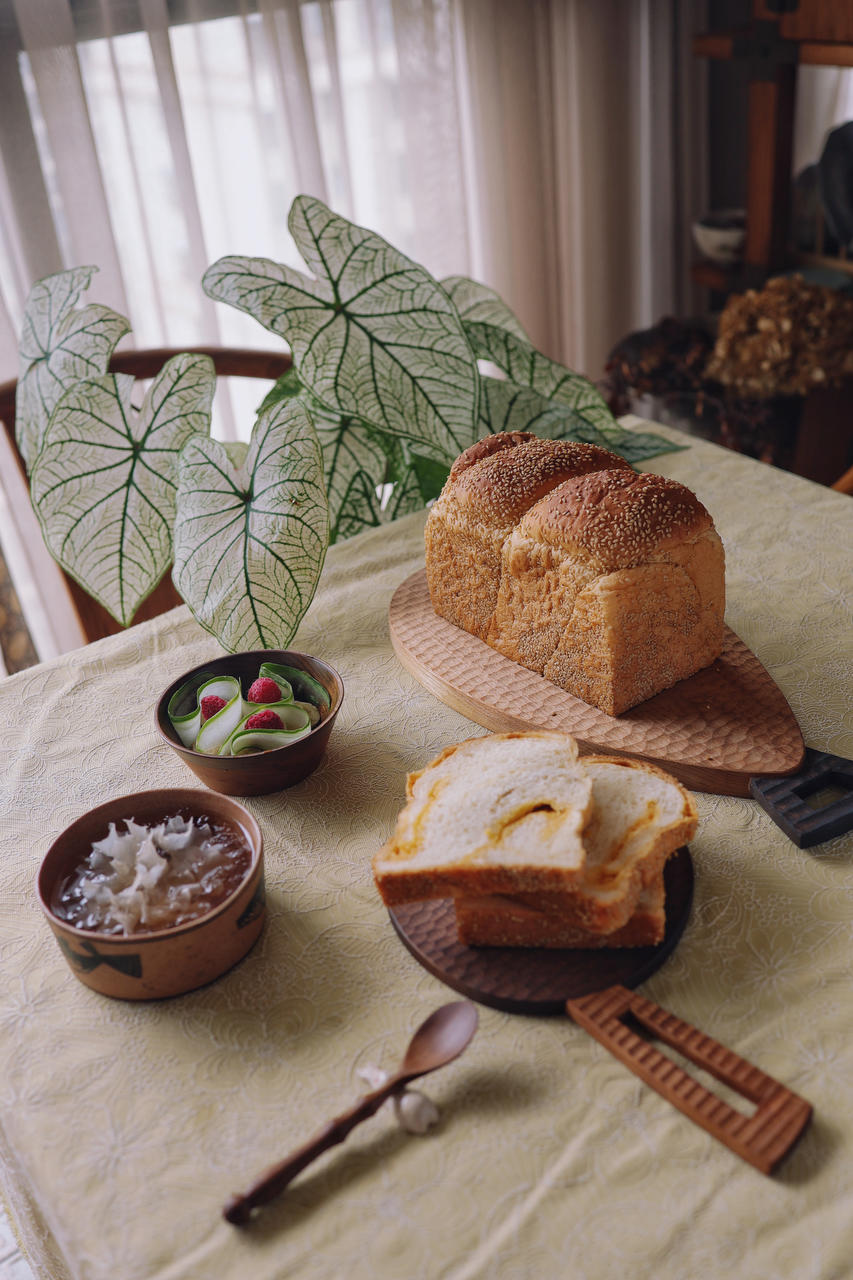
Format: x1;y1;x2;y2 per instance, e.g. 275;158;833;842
1;419;852;1280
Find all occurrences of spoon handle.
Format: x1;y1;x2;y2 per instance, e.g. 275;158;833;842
223;1079;401;1224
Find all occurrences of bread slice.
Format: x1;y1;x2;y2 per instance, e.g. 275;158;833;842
474;755;696;935
555;755;696;933
454;877;666;949
372;732;593;905
372;735;698;947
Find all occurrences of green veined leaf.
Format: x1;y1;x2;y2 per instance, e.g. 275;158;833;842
172;396;328;653
464;321;615;433
407;452;452;504
479;376;686;462
30;354;215;626
441;276;529;340
256;367;304;415
202;194;479;464
378;438;451;522
252;363;386;544
479;376;591;439
16;266;130;472
313;407;386;543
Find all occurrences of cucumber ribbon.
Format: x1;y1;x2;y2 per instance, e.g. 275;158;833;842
167;667;319;755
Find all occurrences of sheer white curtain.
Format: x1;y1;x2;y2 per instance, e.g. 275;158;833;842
0;0;473;384
0;0;709;389
459;0;707;378
0;0;709;661
794;63;853;177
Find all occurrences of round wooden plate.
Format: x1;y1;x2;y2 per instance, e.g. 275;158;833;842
389;569;805;797
389;849;694;1015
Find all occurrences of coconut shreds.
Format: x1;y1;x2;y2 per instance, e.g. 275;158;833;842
54;815;249;936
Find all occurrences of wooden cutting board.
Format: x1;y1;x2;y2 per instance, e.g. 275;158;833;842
389;569;805;797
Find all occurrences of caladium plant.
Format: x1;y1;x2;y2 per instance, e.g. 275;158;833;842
18;196;682;653
202;195;481;466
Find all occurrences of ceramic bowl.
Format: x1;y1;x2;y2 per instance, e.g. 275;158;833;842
155;649;344;797
37;789;264;1000
692;209;746;265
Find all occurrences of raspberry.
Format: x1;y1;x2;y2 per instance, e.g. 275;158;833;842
245;710;283;731
247;676;282;704
200;695;227;721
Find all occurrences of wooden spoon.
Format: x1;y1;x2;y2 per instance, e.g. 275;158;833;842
223;1000;479;1224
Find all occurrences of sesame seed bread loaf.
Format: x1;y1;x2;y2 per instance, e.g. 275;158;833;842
424;435;725;714
424;434;632;641
372;734;698;949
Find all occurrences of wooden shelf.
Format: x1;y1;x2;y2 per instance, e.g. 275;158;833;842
691;4;853;300
694;32;853;67
692;32;737;60
800;41;853;66
690;261;743;292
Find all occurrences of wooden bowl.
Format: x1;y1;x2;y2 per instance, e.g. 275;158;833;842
37;789;264;1000
155;650;344;796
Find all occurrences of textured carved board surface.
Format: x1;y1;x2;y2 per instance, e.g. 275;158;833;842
389;849;693;1015
389;569;805;797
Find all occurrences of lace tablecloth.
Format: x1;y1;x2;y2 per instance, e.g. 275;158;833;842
1;420;852;1280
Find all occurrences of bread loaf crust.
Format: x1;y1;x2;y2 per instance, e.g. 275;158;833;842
517;470;713;568
454;879;666;949
425;434;725;713
425;435;631;641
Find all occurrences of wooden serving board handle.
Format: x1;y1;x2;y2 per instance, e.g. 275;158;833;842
566;985;812;1173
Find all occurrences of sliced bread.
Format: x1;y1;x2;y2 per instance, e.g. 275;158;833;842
454;877;666;949
372;733;698;945
372;732;593;905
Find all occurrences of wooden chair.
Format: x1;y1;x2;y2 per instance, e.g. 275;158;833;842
0;347;291;646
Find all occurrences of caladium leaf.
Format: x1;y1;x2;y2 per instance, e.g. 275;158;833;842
478;376;684;462
383;465;424;522
313;405;386;543
16;266;130;472
253;364;386;543
30;354;215;626
172;396;328;653
479;376;590;439
202;194;479;464
440;276;529;340
255;366;304;415
464;321;616;434
382;437;451;517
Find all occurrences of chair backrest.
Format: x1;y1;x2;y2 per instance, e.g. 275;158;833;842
832;464;853;495
0;347;291;646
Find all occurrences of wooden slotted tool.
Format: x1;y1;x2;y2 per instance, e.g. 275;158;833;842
564;984;811;1175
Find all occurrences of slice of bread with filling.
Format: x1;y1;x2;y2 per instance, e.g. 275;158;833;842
372;734;697;947
544;755;696;934
454;877;666;949
372;732;593;904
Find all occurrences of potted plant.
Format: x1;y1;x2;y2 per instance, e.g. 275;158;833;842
16;196;678;652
